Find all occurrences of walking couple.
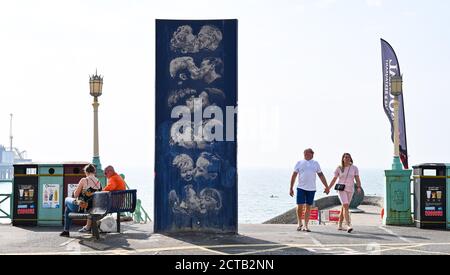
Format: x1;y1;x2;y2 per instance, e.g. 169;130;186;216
289;148;362;233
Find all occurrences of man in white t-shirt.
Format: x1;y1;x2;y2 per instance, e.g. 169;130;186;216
290;148;329;232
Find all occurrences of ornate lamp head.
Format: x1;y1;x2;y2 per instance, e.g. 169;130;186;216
390;75;403;97
89;70;103;97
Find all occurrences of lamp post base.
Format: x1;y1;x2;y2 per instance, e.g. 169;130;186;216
92;156;106;187
392;156;403;170
92;156;102;171
384;168;413;226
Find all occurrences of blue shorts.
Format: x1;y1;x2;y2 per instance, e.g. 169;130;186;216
297;188;316;205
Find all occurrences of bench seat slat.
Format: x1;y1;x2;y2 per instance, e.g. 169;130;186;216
68;213;90;219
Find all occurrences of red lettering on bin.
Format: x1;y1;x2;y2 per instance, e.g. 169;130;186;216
17;209;35;215
424;211;443;217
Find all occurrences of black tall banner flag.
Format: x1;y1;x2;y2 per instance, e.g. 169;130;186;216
381;39;409;169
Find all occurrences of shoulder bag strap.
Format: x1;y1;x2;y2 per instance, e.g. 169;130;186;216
87;177;101;190
342;165;352;183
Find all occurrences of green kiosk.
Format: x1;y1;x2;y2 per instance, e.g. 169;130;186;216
38;164;64;226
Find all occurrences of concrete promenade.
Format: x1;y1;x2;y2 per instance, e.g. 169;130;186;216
0;205;449;255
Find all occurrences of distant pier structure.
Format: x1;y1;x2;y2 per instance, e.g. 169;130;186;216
0;146;31;180
0;145;14;179
1;114;32;180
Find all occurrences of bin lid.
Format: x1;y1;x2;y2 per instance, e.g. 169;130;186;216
38;163;64;168
14;161;89;166
412;163;446;169
13;163;38;167
62;162;90;166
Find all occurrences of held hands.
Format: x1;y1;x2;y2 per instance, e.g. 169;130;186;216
356;187;362;193
323;187;330;195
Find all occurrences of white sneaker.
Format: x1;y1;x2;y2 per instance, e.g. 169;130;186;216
78;226;91;233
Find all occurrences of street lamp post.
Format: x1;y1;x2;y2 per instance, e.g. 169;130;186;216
384;74;413;225
89;70;103;174
390;75;403;170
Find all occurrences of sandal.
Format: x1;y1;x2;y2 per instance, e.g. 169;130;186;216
303;227;311;232
296;225;303;231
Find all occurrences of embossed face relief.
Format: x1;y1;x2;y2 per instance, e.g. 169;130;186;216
169;56;223;84
171;25;222;53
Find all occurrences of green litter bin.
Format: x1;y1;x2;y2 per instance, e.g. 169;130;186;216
38;164;63;226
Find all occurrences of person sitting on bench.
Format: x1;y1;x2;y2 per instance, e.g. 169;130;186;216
103;165;126;192
76;165;127;233
60;164;101;237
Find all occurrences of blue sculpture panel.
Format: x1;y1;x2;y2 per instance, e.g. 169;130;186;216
155;20;237;233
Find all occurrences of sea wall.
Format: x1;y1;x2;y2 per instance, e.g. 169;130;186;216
263;195;383;224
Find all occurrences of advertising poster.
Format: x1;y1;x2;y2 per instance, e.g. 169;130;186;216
17;184;36;215
42;184;60;209
424;186;445;217
67;184;78;198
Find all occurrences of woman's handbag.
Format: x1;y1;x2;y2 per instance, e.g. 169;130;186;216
334;165;352;191
78;187;97;210
334;183;346;191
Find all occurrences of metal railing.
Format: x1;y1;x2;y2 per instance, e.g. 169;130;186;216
120;175;152;224
0;194;11;219
132;198;151;223
1;176;152;224
0;179;12;220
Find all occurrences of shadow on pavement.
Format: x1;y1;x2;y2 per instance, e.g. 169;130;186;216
308;228;429;242
163;232;315;255
10;223;153;253
77;232;151;252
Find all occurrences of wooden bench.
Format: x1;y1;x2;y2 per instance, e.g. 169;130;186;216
68;190;137;239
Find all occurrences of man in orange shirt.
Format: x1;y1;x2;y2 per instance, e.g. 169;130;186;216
103;166;126;191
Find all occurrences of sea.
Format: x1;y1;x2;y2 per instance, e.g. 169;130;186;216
0;167;386;224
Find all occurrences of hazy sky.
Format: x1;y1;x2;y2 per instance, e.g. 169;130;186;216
1;0;449;175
